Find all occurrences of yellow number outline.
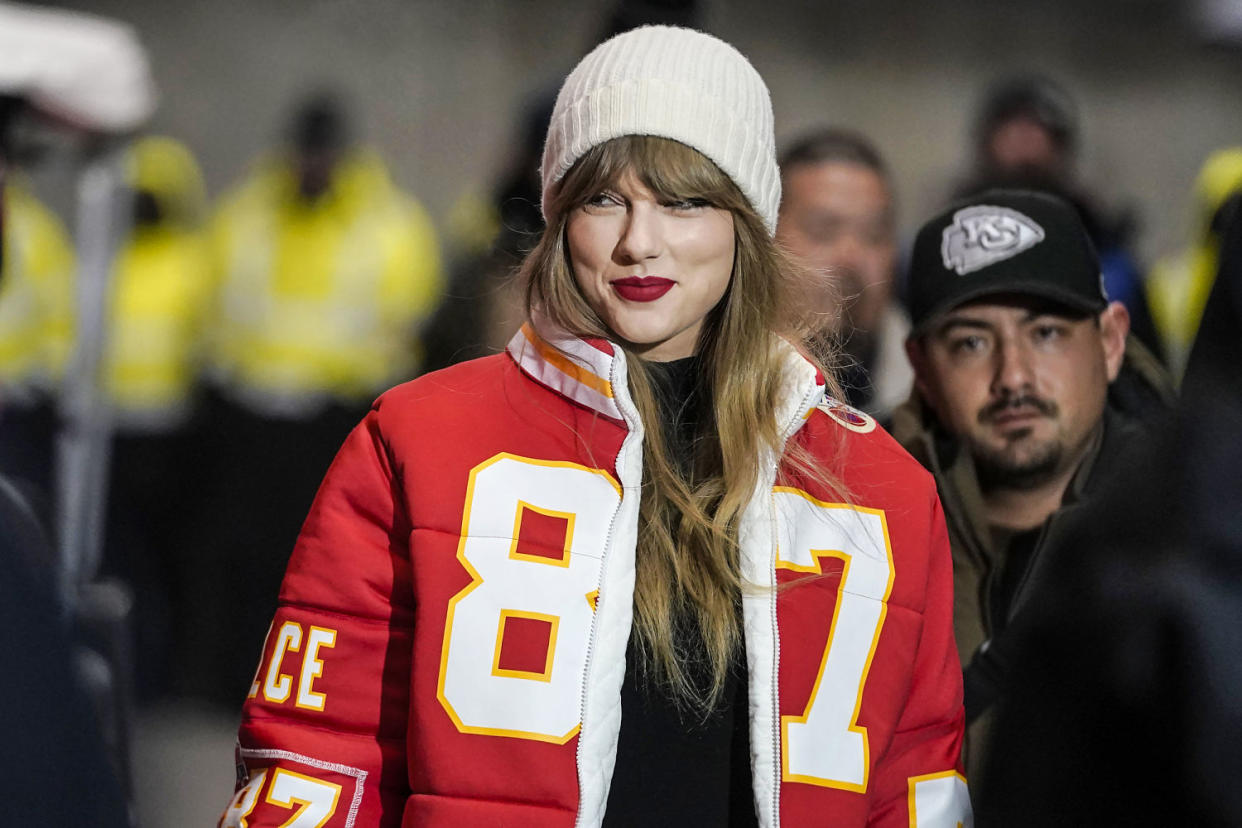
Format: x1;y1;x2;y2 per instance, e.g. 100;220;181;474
436;452;620;743
510;500;576;567
266;767;342;828
907;770;969;828
220;768;267;828
774;486;895;793
491;609;560;682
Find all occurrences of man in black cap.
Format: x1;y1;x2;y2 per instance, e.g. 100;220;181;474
890;188;1174;791
957;74;1162;357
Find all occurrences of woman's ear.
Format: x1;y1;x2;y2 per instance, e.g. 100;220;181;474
1099;301;1131;383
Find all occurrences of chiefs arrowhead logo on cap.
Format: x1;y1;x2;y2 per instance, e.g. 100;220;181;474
940;205;1046;276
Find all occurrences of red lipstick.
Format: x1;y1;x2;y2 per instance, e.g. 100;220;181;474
611;276;675;302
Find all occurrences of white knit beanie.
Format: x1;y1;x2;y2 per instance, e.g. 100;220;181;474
541;25;780;235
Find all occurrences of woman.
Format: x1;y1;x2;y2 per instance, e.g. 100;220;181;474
220;26;967;828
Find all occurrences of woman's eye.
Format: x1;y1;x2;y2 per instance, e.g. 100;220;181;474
665;197;711;211
584;191;621;208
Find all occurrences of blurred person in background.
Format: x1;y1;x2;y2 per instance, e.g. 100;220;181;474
0;2;157;822
976;190;1242;827
190;91;444;706
0;128;74;505
1178;188;1242;566
891;189;1175;799
0;91;129;828
440;89;553;265
776;128;913;422
219;25;968;827
1146;147;1242;379
100;134;212;702
954;74;1163;357
422;90;553;371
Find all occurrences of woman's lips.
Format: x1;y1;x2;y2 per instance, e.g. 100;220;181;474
611;276;675;302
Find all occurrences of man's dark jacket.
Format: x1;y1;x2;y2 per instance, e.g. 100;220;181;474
889;336;1175;783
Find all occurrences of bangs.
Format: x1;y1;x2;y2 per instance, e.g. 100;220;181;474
551;135;746;215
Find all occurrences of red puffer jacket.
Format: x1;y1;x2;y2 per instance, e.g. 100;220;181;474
220;321;969;828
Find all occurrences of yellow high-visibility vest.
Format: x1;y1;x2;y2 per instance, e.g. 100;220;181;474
103;225;211;427
100;135;212;428
1148;148;1242;379
0;182;75;401
206;150;443;414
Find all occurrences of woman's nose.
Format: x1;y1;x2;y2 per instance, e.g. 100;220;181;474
613;203;662;263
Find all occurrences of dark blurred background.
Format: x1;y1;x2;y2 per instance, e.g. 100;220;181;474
6;0;1242;824
25;0;1242;260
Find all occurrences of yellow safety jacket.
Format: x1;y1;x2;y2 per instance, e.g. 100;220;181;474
207;151;443;416
103;225;211;428
0;182;75;402
1148;148;1242;378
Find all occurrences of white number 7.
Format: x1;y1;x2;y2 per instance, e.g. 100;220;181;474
774;487;894;792
220;767;341;828
266;768;341;828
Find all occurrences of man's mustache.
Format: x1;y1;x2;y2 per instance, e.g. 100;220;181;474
978;394;1058;424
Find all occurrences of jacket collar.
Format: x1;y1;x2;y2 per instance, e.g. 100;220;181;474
506;316;826;435
507;320;625;422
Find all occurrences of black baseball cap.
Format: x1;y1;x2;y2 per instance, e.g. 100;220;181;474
906;188;1107;333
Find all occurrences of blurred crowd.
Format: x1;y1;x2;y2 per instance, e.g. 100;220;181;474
3;0;1242;825
3;92;445;709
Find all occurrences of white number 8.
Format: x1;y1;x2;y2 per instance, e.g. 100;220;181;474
437;454;621;743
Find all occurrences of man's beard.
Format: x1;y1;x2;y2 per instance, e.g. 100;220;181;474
971;394;1063;491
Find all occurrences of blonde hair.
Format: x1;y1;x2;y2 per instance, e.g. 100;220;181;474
522;136;842;710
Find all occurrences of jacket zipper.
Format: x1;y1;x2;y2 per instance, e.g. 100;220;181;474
768;380;823;827
768;492;783;828
575;357;643;828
